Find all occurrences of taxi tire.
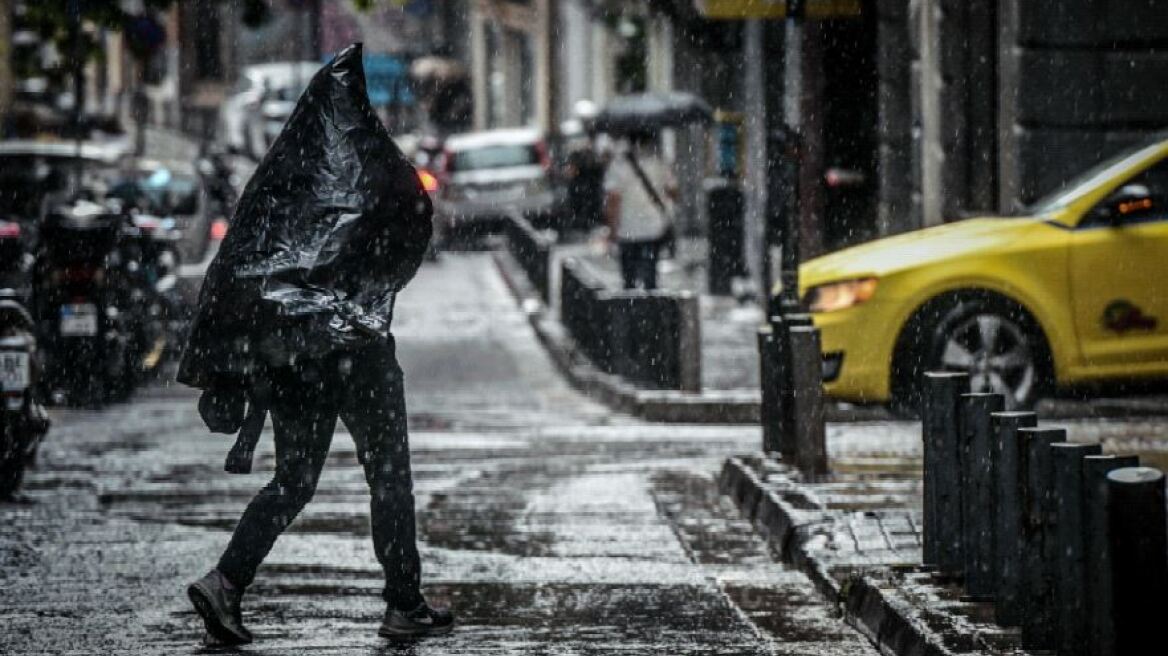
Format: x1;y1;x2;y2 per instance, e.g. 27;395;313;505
891;292;1053;416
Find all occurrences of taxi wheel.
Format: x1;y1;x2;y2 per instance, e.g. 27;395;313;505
893;294;1052;414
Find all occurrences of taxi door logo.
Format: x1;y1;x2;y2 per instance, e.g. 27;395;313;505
1102;299;1158;334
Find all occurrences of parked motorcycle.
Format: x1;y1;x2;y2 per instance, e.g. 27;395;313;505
116;211;183;380
32;201;132;405
0;289;50;500
0;216;35;299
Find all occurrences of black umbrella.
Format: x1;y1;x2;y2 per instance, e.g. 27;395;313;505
591;91;713;134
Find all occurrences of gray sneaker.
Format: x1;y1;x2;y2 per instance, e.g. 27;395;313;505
187;570;253;645
378;603;454;639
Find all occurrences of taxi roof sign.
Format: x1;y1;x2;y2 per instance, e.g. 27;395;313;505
695;0;862;19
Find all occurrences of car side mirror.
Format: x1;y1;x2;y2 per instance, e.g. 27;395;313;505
1100;183;1154;225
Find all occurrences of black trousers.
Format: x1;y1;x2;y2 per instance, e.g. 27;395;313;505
217;339;423;610
619;239;659;290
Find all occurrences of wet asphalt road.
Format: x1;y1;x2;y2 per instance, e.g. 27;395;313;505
0;253;878;655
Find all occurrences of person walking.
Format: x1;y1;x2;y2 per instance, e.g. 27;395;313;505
178;45;452;645
603;129;677;290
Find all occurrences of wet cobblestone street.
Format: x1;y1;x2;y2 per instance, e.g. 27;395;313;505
0;254;877;655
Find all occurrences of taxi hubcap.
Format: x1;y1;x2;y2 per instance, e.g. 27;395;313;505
940;313;1035;408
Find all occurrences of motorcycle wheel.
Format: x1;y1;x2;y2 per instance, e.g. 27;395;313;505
0;423;24;500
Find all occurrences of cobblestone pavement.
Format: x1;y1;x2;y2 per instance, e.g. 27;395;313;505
0;253;878;655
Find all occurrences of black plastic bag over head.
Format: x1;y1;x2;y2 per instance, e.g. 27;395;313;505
178;43;432;388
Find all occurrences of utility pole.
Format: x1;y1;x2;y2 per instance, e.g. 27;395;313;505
775;0;805;316
742;18;766;303
68;0;84;189
0;0;12;136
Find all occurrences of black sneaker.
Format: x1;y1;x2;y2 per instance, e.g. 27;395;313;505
187;570;253;645
378;602;454;639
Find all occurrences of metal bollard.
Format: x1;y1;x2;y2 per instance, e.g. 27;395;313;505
788;325;827;478
1107;467;1168;656
922;372;969;574
758;323;781;455
1050;442;1102;656
1082;454;1138;656
1018;426;1065;650
777;314;813;464
960;393;1005;599
991;410;1037;626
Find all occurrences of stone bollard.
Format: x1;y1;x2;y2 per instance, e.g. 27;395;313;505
991;410;1037;626
922;372;969;574
1018;426;1064;650
1050;442;1102;656
1107;467;1168;656
788;325;827;478
757;323;781;455
1082;454;1138;656
959;393;1005;599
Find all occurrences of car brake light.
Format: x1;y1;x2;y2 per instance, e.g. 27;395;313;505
418;169;439;193
0;222;20;238
210;218;229;240
535;142;550;171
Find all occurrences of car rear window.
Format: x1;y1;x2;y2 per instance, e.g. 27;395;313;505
449;145;538;172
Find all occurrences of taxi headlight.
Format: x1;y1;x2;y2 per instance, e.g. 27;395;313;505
805;277;878;313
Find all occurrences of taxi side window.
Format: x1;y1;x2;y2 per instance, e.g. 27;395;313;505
1085;160;1168;228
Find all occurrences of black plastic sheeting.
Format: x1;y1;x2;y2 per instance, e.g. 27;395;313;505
178;43;432;389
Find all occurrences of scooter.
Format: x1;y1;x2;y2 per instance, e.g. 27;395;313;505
116;212;183;381
0;289;50;500
32;201;132;405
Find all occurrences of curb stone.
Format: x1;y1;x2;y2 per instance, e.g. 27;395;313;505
718;457;1031;656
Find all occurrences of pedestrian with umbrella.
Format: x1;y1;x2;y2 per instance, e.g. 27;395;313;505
596;92;711;290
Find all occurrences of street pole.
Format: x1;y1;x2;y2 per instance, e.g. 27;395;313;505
742;19;766;304
0;0;12;135
68;0;84;191
777;0;804;316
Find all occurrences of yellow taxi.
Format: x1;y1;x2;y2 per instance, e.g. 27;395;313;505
793;136;1168;410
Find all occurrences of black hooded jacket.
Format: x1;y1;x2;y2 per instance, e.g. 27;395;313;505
178;44;432;390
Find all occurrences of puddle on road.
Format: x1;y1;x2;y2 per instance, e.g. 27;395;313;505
420;466;559;557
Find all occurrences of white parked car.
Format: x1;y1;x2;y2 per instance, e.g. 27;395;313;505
427;128;555;246
218;61;319;161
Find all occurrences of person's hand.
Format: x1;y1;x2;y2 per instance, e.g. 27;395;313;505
198;380;247;434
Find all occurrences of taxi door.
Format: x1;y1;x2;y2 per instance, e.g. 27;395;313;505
1069;158;1168;370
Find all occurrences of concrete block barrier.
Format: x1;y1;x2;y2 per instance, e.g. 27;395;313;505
559;258;701;392
504;213;555;303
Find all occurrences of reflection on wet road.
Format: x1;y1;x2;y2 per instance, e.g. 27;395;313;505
0;254;875;654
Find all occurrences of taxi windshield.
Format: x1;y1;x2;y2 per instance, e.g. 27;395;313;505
1026;141;1166;216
